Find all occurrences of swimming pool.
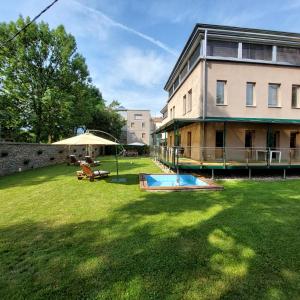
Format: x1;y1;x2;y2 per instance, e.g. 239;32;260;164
139;174;222;191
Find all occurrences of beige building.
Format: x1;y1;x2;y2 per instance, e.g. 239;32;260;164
156;24;300;170
116;107;152;145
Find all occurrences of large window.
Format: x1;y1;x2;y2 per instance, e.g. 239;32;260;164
292;85;300;108
173;76;179;90
242;43;272;61
277;46;300;65
290;132;297;148
245;130;255;148
207;40;238;58
246;82;255;106
187;89;192;112
268;84;280;107
180;63;188;80
134;114;143;120
215;130;224;148
189;43;200;69
183;95;186;115
216;81;226;105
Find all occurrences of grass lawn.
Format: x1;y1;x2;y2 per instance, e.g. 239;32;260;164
0;157;300;299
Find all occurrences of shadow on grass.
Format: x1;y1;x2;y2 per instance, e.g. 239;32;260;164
0;157;149;190
0;181;300;299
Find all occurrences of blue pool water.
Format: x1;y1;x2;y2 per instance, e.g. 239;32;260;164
145;174;208;187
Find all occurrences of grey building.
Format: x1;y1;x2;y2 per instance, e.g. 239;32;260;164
115;107;152;145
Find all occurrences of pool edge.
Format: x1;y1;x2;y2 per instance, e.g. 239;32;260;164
139;173;224;191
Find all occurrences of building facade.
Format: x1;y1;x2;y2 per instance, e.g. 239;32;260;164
116;107;152;145
156;24;300;170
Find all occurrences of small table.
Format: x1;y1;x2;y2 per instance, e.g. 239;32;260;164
269;150;282;164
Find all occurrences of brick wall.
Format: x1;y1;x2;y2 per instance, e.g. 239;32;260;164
0;143;102;176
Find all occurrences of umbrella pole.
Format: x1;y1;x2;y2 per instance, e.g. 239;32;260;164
115;145;119;180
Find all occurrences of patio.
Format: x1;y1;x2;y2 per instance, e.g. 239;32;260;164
0;156;300;299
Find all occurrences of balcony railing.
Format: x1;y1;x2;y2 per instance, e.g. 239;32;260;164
151;146;300;167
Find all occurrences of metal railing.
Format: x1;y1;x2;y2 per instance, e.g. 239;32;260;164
151;146;300;167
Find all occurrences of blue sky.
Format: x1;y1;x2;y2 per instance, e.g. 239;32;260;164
2;0;300;115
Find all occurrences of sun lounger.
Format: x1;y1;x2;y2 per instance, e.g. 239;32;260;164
68;155;84;166
77;163;109;181
84;156;101;166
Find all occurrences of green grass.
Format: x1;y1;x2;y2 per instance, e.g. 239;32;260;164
0;157;300;300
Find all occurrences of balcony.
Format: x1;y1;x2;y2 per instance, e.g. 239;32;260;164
152;146;300;170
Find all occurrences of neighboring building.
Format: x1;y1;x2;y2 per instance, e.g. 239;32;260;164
156;24;300;171
115;107;152;145
150;117;163;145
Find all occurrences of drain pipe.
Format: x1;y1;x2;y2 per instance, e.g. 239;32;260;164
201;29;208;160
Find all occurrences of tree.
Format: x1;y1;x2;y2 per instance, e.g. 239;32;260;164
87;100;126;140
0;17;91;142
0;17;125;143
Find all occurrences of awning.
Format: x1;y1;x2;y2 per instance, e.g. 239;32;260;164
155;117;300;133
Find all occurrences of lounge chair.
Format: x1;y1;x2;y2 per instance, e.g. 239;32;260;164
77;163;109;182
68;155;84;166
84;156;101;166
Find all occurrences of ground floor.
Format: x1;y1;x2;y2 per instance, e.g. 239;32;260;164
156;121;300;169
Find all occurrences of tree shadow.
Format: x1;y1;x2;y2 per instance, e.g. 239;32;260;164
0;181;299;299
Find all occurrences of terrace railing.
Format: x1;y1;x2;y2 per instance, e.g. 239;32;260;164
151;146;300;167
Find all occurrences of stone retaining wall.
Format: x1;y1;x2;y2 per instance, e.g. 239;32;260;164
0;143;102;176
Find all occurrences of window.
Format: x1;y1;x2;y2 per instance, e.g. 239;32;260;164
242;43;272;61
189;43;200;69
290;132;297;148
207;40;238;58
170;108;173;119
183;95;186;115
246;82;255;106
245;130;255;148
277;46;300;65
134;114;143;120
173;106;175;118
130;122;134;128
216;81;226;105
292;85;300;108
142;133;146;139
180;63;188;80
168;87;173;98
173;76;180;90
268;84;280;107
215;130;224;148
187;89;192;112
142;122;145;128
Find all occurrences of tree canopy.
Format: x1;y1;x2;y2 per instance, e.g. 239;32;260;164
0;17;124;143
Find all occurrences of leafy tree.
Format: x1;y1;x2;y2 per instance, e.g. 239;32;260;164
87;100;126;140
0;17;125;143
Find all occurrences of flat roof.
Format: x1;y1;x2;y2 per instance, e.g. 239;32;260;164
164;23;300;90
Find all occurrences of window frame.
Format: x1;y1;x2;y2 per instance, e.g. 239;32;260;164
187;89;192;112
268;83;281;108
216;80;227;105
292;85;300;108
246;82;256;107
183;95;186;115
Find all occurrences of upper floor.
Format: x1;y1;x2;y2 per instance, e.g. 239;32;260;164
160;24;300;125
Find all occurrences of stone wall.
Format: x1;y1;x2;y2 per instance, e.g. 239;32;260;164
0;143;102;176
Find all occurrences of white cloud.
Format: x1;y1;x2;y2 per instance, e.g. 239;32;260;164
71;0;178;56
116;47;172;87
